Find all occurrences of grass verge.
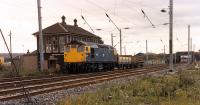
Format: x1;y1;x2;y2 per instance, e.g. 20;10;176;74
57;68;200;105
0;65;58;78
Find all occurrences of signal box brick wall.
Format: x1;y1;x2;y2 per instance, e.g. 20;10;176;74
22;55;39;70
13;55;48;71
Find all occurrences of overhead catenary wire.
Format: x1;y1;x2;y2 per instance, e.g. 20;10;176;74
141;9;155;28
84;0;134;27
114;0;117;15
84;0;107;11
0;1;33;9
81;15;95;33
113;36;126;47
105;13;120;30
83;0;142;34
122;0;163;27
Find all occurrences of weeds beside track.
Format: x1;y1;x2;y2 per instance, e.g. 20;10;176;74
0;65;169;101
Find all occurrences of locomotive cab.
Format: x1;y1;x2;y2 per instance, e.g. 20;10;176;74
64;41;89;63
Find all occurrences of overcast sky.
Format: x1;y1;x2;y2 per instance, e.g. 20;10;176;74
0;0;199;55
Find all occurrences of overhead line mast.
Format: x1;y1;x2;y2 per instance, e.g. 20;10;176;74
37;0;44;71
169;0;174;71
105;13;122;55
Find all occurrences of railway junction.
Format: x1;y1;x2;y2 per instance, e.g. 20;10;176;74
0;64;191;104
0;0;200;105
0;13;198;105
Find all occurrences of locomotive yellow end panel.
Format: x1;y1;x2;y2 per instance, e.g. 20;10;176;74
64;47;86;63
0;56;4;65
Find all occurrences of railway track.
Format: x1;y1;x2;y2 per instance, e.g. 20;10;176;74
0;65;169;101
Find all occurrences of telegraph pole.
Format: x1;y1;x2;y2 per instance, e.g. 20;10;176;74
164;45;165;55
191;38;192;62
124;45;126;55
146;40;148;64
160;39;166;63
37;0;44;71
111;33;116;47
111;33;113;47
188;25;190;64
191;38;192;52
9;31;12;54
163;45;166;63
120;29;122;55
169;0;174;71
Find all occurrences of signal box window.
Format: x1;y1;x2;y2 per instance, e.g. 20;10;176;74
77;46;84;52
71;44;77;48
64;46;70;52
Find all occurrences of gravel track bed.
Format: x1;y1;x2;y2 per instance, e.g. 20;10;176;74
0;65;188;105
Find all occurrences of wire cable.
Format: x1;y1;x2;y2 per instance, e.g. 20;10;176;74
141;9;156;28
81;15;95;33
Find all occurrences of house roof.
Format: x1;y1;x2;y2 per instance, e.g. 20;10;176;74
62;23;100;38
67;40;114;49
33;21;101;38
33;23;69;35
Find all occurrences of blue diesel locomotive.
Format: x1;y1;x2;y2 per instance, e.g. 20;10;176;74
61;40;144;73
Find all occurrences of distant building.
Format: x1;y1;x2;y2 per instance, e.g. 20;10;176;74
18;16;103;70
176;51;195;63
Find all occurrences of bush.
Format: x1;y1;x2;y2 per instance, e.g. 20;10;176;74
179;71;195;89
0;65;16;78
